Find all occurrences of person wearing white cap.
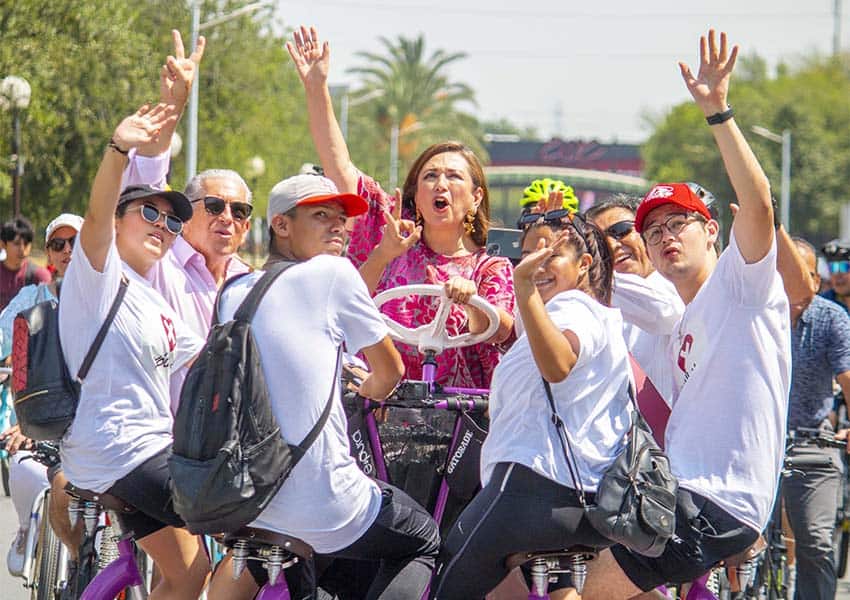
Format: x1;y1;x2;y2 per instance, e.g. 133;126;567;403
0;212;83;577
205;173;440;600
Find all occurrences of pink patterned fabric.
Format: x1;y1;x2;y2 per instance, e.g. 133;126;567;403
348;174;515;388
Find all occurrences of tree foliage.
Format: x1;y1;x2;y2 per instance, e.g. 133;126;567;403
642;54;850;245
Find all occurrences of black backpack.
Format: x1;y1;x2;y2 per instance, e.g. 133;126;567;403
169;262;338;534
11;278;128;440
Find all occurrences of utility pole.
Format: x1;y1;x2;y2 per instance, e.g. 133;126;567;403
836;0;842;55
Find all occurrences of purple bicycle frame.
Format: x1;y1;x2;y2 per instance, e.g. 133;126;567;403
80;514;144;600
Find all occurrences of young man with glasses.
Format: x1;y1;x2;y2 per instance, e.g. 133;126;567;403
580;29;791;598
820;239;850;314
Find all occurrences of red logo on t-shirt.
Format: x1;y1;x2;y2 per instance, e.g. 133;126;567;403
161;315;176;352
677;334;694;374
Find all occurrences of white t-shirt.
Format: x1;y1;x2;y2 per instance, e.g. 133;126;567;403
665;232;790;532
481;290;632;492
612;271;684;406
58;240;202;492
217;255;388;554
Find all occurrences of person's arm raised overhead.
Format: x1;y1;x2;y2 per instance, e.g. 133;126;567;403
679;29;774;263
287;25;359;194
82;104;178;273
136;30;206;158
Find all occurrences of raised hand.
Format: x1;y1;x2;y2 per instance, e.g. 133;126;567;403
160;29;206;108
679;29;739;116
112;104;179;153
513;232;568;297
375;189;422;262
286;25;330;89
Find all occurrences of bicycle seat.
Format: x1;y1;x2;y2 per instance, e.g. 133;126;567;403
223;527;314;561
63;482;136;514
505;545;599;571
718;535;767;567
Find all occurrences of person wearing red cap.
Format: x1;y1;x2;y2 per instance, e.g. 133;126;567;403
580;30;791;598
205;173;440;600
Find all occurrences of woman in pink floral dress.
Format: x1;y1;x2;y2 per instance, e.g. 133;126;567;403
287;26;515;390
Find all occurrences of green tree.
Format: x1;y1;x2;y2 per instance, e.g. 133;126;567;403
642;54;850;245
344;34;484;186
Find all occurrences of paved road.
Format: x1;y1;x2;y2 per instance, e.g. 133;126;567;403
1;490;850;599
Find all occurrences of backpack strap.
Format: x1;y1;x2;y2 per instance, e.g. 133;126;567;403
77;275;128;381
228;262;295;324
290;346;342;461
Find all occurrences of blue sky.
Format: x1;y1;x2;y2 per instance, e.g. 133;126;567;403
273;0;843;142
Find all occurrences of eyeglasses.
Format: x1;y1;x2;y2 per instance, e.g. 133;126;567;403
194;196;253;221
829;261;850;274
126;204;184;235
603;220;635;241
641;213;703;246
46;236;75;252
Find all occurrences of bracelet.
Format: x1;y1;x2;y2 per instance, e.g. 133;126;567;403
706;106;734;126
107;139;129;156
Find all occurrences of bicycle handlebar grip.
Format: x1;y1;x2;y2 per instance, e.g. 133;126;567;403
784;454;834;470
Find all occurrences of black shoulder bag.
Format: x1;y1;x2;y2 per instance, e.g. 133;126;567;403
544;378;678;558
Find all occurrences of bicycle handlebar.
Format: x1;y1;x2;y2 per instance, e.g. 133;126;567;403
788;427;848;450
343;391;488;413
784;454;834;470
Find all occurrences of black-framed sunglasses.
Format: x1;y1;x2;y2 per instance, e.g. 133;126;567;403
603;220;635;241
126;204;184;235
518;209;587;238
46;236;75;252
194;196;253;221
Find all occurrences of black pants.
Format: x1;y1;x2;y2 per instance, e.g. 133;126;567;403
251;481;440;600
429;462;610;599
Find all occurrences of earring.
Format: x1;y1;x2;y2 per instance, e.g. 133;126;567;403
464;210;476;236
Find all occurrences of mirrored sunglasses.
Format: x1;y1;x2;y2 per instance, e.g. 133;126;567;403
603;220;634;241
46;236;75;252
829;260;850;274
197;196;253;221
128;204;184;235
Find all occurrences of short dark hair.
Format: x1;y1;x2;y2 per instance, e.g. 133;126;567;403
583;194;641;222
0;217;35;244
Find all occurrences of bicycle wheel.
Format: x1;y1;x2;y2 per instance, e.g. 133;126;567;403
32;494;62;600
837;527;850;578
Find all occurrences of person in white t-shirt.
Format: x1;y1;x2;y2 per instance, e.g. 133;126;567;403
206;174;440;600
58;105;209;598
430;211;633;599
580;30;791;598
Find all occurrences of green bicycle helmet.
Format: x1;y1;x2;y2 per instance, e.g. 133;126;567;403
520;178;579;212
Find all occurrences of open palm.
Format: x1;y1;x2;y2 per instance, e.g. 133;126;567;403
112;104;178;151
286;25;330;87
678;29;739;116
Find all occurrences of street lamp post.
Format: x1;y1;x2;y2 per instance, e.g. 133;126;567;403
1;76;31;217
329;86;385;142
389;120;424;190
751;125;791;231
185;0;271;185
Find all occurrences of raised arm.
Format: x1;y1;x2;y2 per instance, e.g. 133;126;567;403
136;30;205;158
82;104;178;273
287;26;359;194
513;234;579;383
679;30;773;263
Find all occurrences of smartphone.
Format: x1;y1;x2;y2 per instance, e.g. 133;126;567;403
486;228;523;265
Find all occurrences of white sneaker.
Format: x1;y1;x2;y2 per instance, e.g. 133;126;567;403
6;528;26;578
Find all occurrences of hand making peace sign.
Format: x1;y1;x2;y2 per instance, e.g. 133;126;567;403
160;29;206;108
375;188;422;263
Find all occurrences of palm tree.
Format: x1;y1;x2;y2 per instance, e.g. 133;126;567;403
345;34;485;187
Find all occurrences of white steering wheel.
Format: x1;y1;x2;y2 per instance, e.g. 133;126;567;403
373;284;500;355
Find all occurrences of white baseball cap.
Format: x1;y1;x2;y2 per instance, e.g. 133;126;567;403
45;213;84;243
267;174;368;223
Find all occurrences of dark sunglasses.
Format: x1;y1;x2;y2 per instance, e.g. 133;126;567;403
603;220;635;241
195;196;253;221
46;236;75;252
519;208;587;234
127;204;184;235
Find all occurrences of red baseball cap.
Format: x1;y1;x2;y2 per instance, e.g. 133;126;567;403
634;183;713;233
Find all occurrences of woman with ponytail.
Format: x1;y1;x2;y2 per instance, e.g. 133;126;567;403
430;211;634;599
